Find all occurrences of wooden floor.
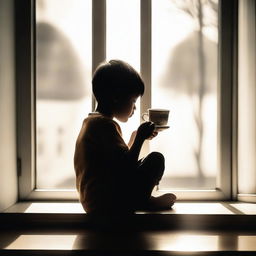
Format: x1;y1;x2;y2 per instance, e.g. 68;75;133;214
1;202;256;255
1;229;256;255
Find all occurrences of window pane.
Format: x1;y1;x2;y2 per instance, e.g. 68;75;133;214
151;0;218;189
106;0;140;143
36;0;92;189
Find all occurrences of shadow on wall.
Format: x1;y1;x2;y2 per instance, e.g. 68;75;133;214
161;31;217;96
36;22;87;100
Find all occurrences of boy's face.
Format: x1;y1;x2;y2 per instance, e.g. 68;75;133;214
113;94;139;122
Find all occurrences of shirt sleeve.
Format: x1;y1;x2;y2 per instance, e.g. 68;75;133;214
85;117;129;162
98;119;129;155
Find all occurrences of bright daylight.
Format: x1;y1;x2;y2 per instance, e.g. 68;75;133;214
36;0;218;190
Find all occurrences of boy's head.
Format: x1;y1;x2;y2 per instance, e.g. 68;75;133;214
92;60;144;118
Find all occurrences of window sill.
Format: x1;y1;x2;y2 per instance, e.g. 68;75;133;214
1;201;256;231
4;201;256;215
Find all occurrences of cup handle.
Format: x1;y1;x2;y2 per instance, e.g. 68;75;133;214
142;112;149;121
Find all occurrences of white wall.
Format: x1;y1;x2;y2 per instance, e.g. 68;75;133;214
238;0;256;198
0;0;18;211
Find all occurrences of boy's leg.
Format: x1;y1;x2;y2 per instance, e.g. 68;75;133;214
134;152;165;205
133;151;176;210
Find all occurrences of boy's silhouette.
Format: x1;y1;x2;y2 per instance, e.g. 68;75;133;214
74;60;176;215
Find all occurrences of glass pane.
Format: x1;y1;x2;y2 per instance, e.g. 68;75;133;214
36;0;92;189
106;0;140;143
152;0;218;189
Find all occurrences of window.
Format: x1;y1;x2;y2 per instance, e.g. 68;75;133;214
16;0;237;200
35;0;92;189
151;0;218;190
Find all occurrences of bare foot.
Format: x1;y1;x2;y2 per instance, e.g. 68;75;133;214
149;193;176;209
138;193;176;211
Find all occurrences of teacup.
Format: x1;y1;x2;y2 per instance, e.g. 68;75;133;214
142;108;170;126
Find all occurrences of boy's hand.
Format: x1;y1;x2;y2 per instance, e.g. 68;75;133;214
148;130;158;140
137;122;156;140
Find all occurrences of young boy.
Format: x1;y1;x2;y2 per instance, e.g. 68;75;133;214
74;60;176;215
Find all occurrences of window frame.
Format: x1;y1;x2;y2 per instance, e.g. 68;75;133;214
16;0;238;200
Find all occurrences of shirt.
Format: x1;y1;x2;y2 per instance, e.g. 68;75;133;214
74;113;130;214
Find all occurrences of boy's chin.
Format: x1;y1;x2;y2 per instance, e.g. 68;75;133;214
116;116;129;123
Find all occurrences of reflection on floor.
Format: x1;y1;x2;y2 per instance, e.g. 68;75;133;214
1;230;256;253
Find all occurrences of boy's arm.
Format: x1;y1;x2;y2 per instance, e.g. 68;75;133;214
126;122;155;162
127;131;137;149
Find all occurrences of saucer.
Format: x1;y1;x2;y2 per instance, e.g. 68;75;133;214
155;125;170;131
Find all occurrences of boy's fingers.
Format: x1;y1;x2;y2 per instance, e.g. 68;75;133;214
149;122;155;131
148;131;158;140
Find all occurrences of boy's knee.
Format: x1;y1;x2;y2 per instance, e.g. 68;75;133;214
148;152;165;177
149;152;165;165
147;152;165;184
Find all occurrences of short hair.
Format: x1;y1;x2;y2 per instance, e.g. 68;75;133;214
92;60;144;107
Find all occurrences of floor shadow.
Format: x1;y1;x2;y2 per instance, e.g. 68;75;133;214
220;202;245;215
73;230;151;251
4;202;32;213
0;232;20;250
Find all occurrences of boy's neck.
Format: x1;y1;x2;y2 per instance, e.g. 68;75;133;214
95;107;113;119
